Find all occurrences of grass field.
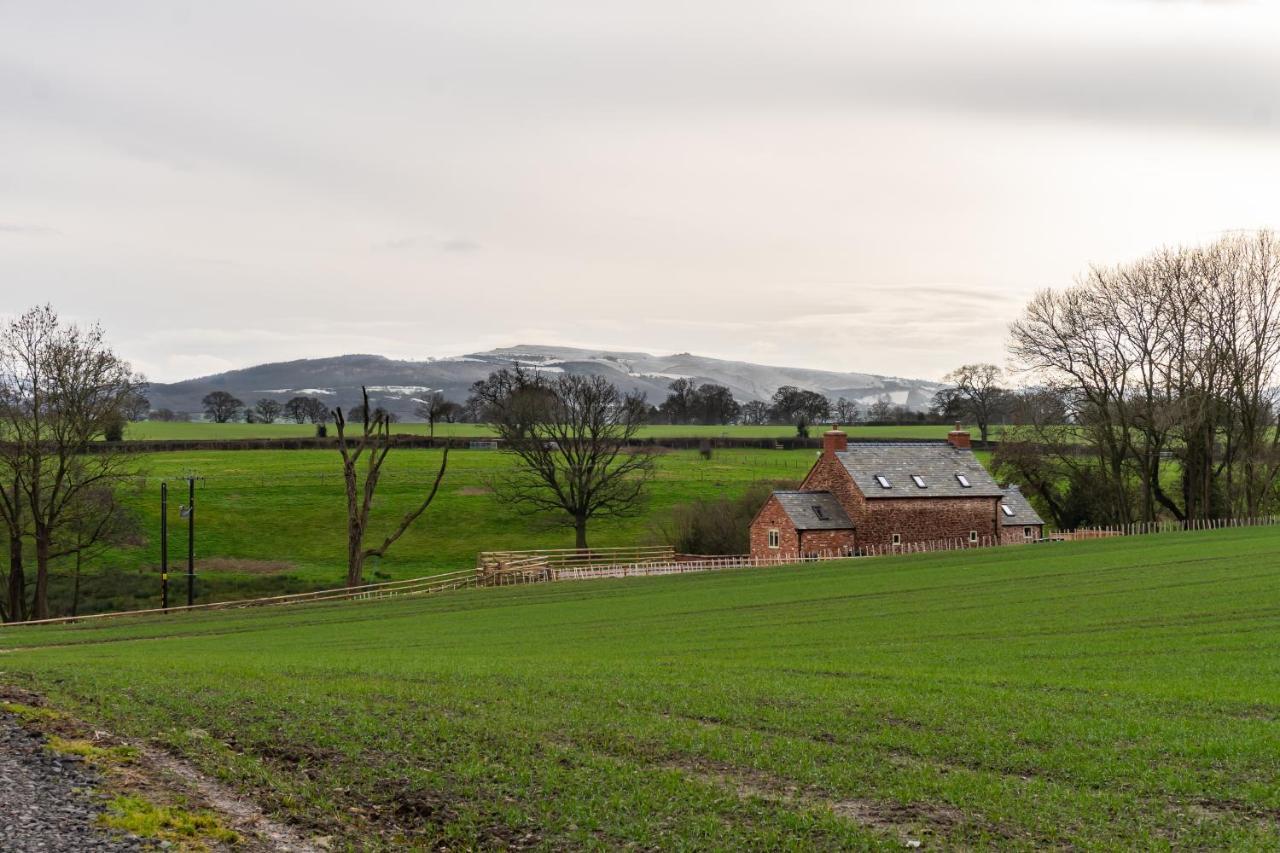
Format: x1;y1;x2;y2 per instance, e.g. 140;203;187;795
52;446;849;614
4;527;1279;849
122;421;980;441
54;445;998;615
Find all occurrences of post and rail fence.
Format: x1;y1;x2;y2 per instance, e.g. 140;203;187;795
5;515;1276;629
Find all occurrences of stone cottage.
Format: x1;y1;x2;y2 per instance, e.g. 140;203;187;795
750;426;1039;559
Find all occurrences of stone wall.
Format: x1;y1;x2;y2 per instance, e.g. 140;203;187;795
1000;523;1044;544
749;495;802;557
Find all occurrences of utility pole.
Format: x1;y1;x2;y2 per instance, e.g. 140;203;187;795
160;481;169;610
183;476;196;607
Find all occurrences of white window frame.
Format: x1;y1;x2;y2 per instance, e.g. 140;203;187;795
956;473;971;488
891;533;902;545
767;529;780;549
911;475;926;488
1024;526;1033;539
969;530;978;543
875;475;892;489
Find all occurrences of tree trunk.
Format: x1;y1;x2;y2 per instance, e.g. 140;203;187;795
6;534;24;623
347;525;364;588
574;516;589;552
33;524;52;620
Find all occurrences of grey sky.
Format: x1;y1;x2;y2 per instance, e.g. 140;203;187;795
3;0;1279;382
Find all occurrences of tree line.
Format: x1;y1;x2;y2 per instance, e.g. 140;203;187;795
998;230;1280;528
186;382;949;432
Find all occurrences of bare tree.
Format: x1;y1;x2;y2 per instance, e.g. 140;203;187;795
304;398;330;425
284;396;311;424
833;397;859;425
942;363;1006;444
333;387;449;587
123;390;151;421
254;398;283;423
53;485;142;617
202;391;243;423
867;395;893;424
0;305;144;620
474;367;655;550
414;392;461;438
739;400;771;425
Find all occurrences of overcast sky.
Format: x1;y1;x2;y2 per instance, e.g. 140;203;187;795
4;1;1280;383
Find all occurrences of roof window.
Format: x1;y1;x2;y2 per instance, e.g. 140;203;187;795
911;475;926;488
956;474;971;488
812;505;829;520
1001;504;1015;517
875;475;892;489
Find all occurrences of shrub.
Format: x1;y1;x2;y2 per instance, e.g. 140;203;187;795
660;480;799;555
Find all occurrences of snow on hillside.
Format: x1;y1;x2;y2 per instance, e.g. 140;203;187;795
146;345;944;419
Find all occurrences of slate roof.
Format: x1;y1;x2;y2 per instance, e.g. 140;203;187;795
999;485;1045;526
835;442;1004;498
773;491;855;530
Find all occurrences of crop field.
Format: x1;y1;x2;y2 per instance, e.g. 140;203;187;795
122;421;982;442
3;527;1279;849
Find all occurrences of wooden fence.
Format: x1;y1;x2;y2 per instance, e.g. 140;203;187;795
482;515;1280;584
1;569;481;628
9;515;1277;629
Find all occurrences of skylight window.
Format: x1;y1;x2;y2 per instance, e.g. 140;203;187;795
911;475;926;488
1001;504;1015;517
812;505;829;520
956;474;971;488
875;475;892;489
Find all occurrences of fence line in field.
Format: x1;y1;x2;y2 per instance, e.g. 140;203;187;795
485;515;1280;584
2;569;480;628
8;515;1277;629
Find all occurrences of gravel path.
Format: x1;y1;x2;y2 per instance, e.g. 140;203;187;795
0;713;150;853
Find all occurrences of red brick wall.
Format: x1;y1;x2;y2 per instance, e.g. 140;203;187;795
860;497;1000;547
750;495;800;558
749;495;856;559
801;453;1002;548
747;452;1014;553
801;454;865;516
1000;523;1044;544
798;529;856;555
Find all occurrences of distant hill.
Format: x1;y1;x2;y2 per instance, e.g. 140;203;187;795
145;345;945;419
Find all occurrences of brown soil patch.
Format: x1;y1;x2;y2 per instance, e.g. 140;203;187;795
456;486;492;496
667;754;981;847
198;558;296;575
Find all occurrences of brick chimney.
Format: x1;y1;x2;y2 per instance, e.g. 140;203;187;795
947;423;971;449
823;426;848;456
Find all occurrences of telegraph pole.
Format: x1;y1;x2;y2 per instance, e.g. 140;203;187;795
160;481;169;610
184;476;196;607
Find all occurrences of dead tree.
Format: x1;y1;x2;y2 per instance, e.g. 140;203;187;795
333;387;448;587
472;366;655;551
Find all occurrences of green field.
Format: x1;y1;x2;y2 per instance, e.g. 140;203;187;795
123;421;978;442
51;447;831;614
4;527;1279;849
49;446;1000;615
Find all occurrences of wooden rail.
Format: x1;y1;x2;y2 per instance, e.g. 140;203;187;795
8;515;1275;629
0;569;480;629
